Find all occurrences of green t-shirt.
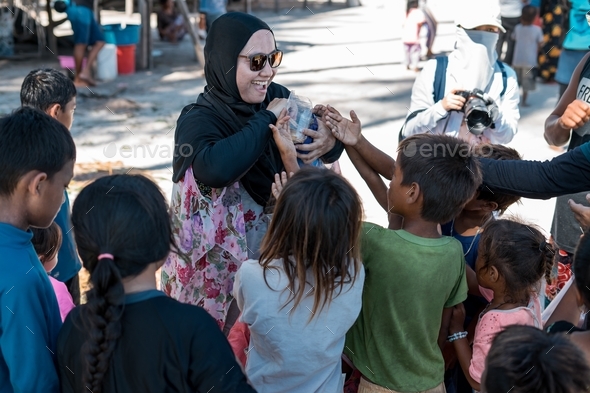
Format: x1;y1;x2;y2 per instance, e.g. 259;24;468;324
345;222;468;392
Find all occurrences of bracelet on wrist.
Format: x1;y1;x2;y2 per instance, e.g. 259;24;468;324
448;331;468;342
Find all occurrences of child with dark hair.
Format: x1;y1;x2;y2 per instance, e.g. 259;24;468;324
20;68;82;305
511;5;544;106
31;223;75;321
156;0;186;42
442;144;522;284
323;107;481;392
57;174;256;393
0;107;76;392
483;325;590;393
234;166;364;393
449;218;553;391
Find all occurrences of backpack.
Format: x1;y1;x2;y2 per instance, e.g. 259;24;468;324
398;56;507;142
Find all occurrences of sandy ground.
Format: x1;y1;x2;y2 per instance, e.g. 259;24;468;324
1;0;567;271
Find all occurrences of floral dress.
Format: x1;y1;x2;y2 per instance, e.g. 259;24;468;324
161;167;269;329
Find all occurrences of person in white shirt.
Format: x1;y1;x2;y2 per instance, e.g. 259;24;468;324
234;167;365;393
403;0;520;145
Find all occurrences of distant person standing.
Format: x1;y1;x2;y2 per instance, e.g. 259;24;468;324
555;0;590;98
512;5;544;106
497;0;528;65
420;0;438;58
55;0;105;87
537;0;567;82
403;0;426;72
157;0;186;43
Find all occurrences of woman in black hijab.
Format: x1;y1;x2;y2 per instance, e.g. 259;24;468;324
161;12;344;329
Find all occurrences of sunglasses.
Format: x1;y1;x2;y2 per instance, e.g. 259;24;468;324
238;50;283;72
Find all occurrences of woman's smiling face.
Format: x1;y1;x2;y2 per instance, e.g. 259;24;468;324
236;29;278;104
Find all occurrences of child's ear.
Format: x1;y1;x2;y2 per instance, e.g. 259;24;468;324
27;172;48;196
488;265;500;283
406;182;420;204
46;103;62;119
481;201;498;213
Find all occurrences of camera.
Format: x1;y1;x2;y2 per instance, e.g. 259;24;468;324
456;89;495;135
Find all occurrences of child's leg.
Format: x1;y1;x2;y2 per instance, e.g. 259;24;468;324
404;43;411;69
522;90;528;106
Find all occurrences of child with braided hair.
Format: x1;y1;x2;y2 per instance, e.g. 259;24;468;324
56;174;256;393
449;218;554;392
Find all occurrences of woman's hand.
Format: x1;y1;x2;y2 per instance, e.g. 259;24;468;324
569;194;590;232
295;118;337;164
558;99;590;130
449;303;466;334
325;106;362;146
441;88;467;112
271;171;292;200
267;98;289;118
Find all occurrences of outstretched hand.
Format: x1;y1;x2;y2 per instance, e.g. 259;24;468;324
269;109;296;159
324;105;362;146
271;171;293;200
569;194;590;232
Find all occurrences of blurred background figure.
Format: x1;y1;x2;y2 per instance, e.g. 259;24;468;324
496;0;528;65
420;0;438;58
198;0;228;40
157;0;186;43
537;0;568;83
403;0;426;72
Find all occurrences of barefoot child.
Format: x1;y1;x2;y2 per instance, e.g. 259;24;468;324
0;107;76;392
31;223;75;321
449;218;553;391
234;167;365;392
57;174;255;393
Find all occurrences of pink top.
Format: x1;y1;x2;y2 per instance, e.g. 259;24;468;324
469;286;542;383
402;8;426;44
49;276;75;321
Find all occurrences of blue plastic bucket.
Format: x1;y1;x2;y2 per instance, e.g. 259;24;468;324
102;24;140;46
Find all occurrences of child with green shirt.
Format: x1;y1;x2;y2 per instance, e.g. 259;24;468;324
323;106;481;393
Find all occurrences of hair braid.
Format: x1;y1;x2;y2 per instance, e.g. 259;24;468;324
81;256;124;393
541;241;555;286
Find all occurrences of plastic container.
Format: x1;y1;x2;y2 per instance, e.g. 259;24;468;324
58;55;87;70
96;43;118;81
116;44;136;75
286;92;313;143
102;24;140;46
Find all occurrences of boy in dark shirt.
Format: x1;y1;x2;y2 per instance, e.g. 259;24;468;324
0;107;76;392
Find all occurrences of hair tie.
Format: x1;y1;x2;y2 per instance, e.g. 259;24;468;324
539;241;547;252
97;253;114;260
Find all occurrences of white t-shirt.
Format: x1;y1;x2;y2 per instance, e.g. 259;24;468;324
512;24;544;68
499;0;525;18
234;258;364;393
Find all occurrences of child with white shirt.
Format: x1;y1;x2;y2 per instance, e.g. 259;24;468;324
234;167;365;393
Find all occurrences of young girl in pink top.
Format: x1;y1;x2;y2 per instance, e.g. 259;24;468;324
31;222;75;321
449;218;553;392
402;0;426;71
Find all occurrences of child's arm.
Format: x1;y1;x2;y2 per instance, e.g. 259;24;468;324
325;106;396;180
438;307;453;351
449;303;481;391
346;145;389;211
270;109;299;175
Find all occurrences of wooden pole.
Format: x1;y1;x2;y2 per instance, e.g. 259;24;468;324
126;0;134;17
175;0;204;64
45;0;58;55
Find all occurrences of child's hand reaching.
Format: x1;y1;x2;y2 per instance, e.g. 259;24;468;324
324;105;362;146
449;303;466;334
270;109;296;159
271;171;293;200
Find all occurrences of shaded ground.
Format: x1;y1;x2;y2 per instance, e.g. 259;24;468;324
0;0;563;234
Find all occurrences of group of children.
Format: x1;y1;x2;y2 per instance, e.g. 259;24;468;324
1;66;589;393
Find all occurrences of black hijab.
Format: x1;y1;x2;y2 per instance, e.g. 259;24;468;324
172;12;290;206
